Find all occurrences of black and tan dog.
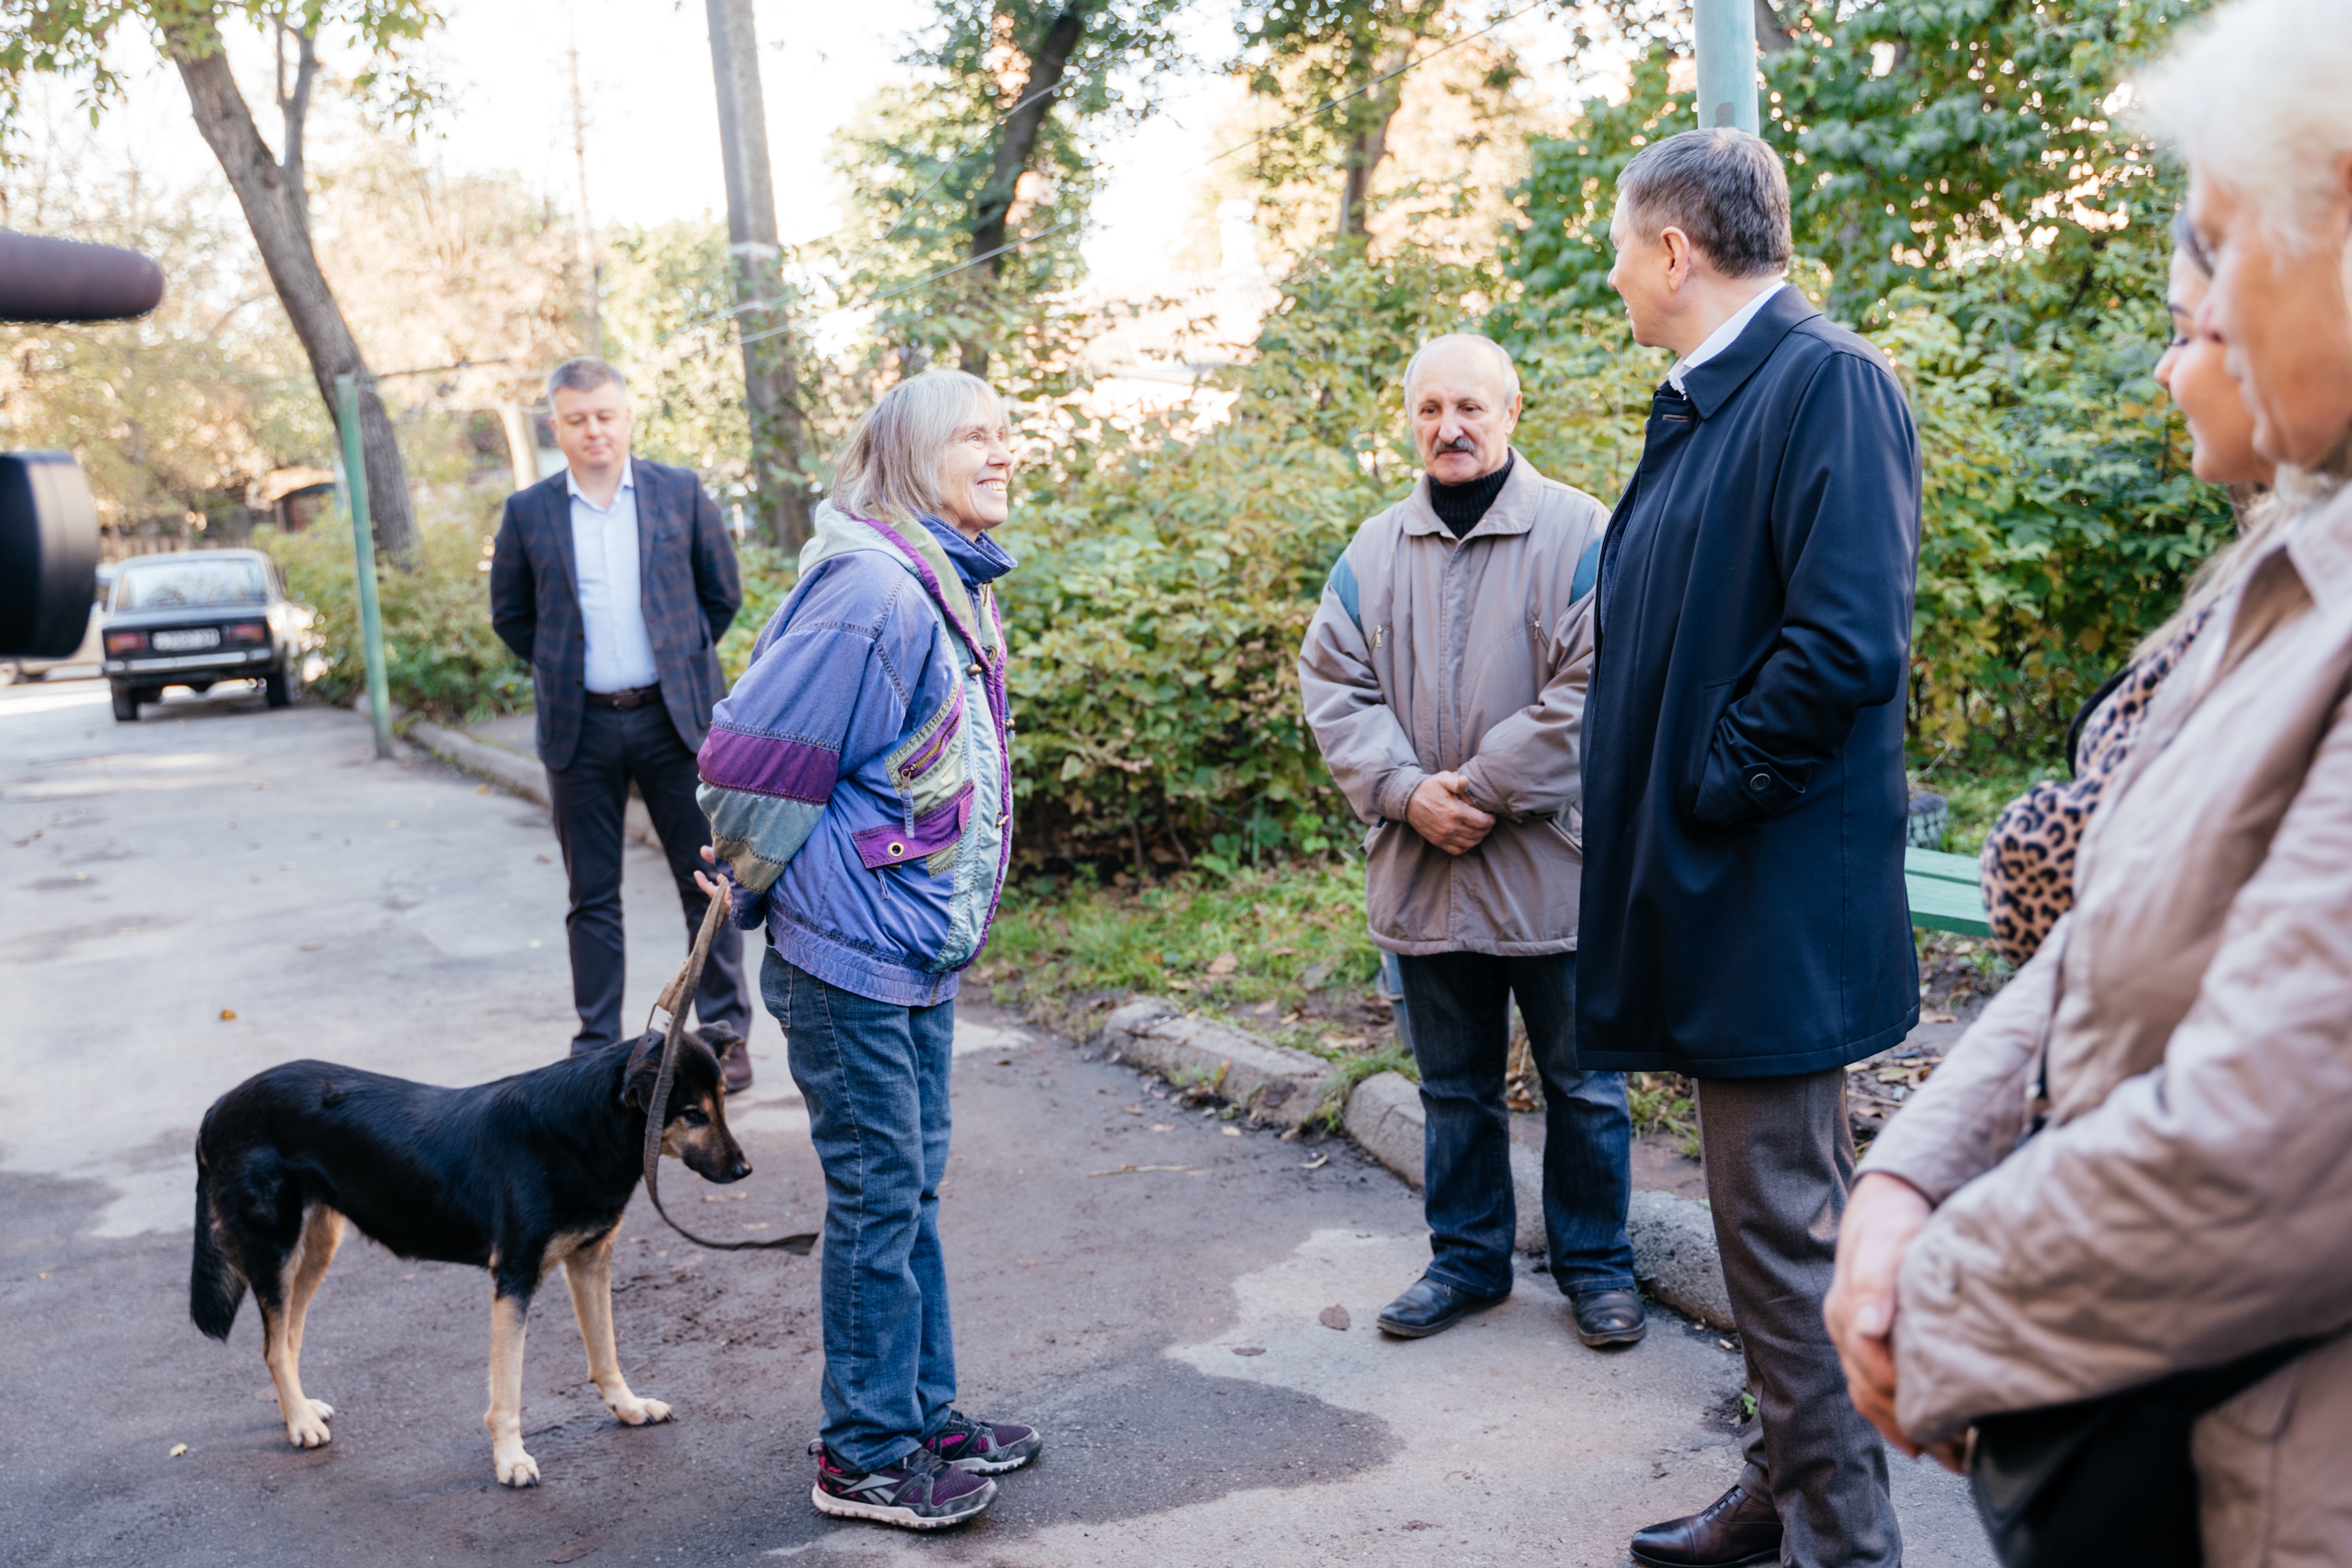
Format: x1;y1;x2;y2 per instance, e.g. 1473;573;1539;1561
189;1029;747;1486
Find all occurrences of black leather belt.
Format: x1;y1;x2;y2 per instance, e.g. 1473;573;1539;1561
584;683;662;710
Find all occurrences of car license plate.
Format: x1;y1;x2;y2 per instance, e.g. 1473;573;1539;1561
151;628;221;652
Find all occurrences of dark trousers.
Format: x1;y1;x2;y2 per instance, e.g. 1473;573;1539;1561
1695;1070;1898;1568
547;701;747;1053
1395;951;1637;1300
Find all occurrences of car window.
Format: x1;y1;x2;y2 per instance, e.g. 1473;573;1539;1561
115;557;268;610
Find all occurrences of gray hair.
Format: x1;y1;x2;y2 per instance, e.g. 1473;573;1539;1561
2140;0;2352;251
1616;128;1792;279
1403;334;1520;405
548;356;626;401
829;369;1011;528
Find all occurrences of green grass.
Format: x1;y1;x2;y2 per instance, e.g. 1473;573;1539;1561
1915;752;2064;856
976;859;1382;1019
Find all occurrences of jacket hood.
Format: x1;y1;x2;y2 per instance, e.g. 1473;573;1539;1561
801;499;996;654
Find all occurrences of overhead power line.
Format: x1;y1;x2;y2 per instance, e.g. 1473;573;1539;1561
671;0;1556;365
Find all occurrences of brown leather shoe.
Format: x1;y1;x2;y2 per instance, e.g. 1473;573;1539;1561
705;1028;753;1094
1630;1482;1782;1568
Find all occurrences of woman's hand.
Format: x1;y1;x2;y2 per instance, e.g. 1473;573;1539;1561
1825;1172;1934;1457
694;843;731;913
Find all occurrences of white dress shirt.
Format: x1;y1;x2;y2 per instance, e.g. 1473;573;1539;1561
567;463;661;694
1667;280;1790;393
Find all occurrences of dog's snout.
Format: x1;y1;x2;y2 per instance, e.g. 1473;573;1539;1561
728;1159;752;1182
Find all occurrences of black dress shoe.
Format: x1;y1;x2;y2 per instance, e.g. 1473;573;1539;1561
1570;1287;1648;1347
1374;1275;1508;1339
1630;1482;1782;1568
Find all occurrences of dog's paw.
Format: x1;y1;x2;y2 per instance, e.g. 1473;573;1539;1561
307;1399;334;1422
285;1406;332;1449
610;1395;672;1426
494;1446;540;1488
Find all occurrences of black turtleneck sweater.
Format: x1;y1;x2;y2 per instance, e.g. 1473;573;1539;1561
1429;453;1514;538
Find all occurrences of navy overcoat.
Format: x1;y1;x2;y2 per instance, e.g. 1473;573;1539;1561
488;457;742;772
1576;286;1921;1079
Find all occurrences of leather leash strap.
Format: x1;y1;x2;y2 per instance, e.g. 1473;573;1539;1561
638;891;816;1254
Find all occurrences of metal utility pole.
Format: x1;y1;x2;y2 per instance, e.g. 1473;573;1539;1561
336;373;393;760
1694;0;1761;134
567;29;602;353
705;0;811;554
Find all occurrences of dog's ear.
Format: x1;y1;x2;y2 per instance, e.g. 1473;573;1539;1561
620;1031;666;1110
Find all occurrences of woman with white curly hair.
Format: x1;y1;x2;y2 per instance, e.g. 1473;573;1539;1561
1822;0;2352;1562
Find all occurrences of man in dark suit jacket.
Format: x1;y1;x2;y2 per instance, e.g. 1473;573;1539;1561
1577;133;1921;1568
489;356;752;1080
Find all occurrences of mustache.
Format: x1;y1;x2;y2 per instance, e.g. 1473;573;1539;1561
1433;435;1479;454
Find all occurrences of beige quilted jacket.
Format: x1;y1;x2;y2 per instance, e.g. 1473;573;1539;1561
1861;482;2352;1567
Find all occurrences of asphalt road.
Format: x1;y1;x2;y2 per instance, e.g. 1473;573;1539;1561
0;674;1995;1568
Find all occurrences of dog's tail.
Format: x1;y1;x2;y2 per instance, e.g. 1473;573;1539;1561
189;1152;245;1341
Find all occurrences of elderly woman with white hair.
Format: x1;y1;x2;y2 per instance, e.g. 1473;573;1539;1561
695;369;1035;1531
1823;0;2352;1563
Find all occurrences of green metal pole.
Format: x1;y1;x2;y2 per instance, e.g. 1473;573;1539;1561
336;373;394;759
1694;0;1761;134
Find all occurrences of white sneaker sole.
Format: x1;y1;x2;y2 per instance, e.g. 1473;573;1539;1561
810;1478;996;1529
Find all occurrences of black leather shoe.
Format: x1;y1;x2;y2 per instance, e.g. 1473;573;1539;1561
1374;1275;1508;1339
1571;1287;1648;1347
1630;1482;1782;1568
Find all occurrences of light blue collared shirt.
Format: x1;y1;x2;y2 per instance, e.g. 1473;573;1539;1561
567;462;660;693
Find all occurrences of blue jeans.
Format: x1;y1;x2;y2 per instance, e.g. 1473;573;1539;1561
762;949;956;1471
1395;951;1637;1299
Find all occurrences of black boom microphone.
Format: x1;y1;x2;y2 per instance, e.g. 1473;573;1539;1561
1;230;165;657
0;231;166;322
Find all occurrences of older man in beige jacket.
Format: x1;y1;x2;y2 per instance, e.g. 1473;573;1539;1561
1825;2;2352;1561
1299;333;1642;1349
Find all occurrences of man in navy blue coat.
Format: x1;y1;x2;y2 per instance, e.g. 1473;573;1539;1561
1577;131;1920;1568
489;357;751;1076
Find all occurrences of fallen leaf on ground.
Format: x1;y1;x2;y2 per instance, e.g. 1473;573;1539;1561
1319;1305;1351;1332
1299;1152;1329;1170
1231;1346;1265;1357
1206;951;1237;977
548;1533;609;1564
168;1444;187;1458
218;1008;236;1021
1221;1125;1242;1137
1320;1034;1365;1051
1921;1010;1957;1024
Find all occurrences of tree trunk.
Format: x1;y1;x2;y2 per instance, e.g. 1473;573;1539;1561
1753;0;1794;52
1336;57;1407;239
497;403;541;492
170;36;417;558
706;0;811;553
959;2;1091;378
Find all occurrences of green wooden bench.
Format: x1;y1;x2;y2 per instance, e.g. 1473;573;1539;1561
1905;845;1989;937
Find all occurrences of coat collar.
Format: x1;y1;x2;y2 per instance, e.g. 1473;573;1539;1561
1678;284;1818;421
1400;446;1546;542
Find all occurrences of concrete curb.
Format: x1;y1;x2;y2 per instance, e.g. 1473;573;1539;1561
353;695;657;849
1091;998;1335;1130
1094;998;1734;1326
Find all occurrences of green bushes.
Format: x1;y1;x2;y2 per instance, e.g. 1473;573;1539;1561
261;513;530;724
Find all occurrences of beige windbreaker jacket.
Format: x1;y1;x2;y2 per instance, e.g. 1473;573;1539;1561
1861;483;2352;1567
1298;451;1608;955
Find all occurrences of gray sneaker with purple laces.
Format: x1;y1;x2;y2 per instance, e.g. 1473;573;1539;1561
922;1409;1043;1474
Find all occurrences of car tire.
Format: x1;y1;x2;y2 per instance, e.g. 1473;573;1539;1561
111;685;139;722
264;662;298;708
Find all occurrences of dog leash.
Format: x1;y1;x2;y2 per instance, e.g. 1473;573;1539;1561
637;890;818;1254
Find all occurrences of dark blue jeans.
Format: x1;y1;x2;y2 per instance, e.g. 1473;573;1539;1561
762;950;956;1471
1396;951;1636;1300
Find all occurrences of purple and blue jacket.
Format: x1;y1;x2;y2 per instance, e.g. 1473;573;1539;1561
695;501;1015;1007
